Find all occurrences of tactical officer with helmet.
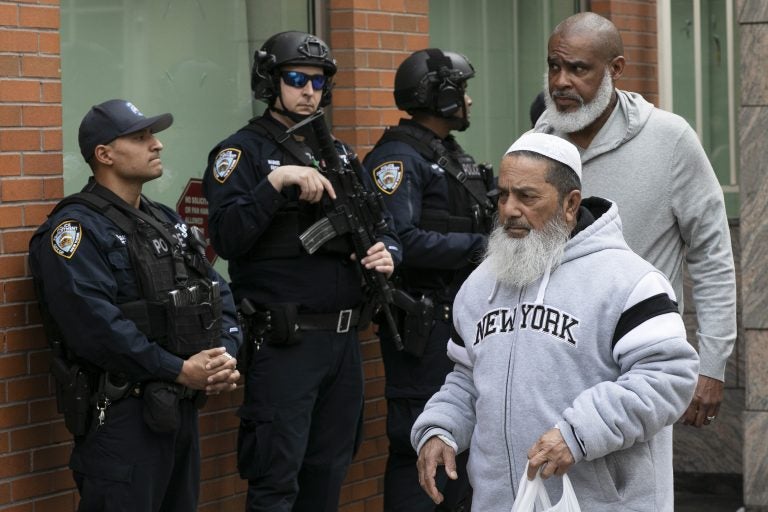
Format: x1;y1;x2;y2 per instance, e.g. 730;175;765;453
28;99;242;512
202;31;401;512
363;49;495;512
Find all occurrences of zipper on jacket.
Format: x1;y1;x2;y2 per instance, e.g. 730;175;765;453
504;285;526;498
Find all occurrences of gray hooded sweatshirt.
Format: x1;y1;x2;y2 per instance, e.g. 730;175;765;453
535;90;736;381
412;198;699;512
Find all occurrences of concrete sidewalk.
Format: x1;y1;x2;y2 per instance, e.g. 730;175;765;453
674;473;743;511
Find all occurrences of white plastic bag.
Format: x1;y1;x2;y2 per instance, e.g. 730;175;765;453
510;462;581;512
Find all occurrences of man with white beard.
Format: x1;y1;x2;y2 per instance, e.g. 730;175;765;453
535;12;736;429
411;132;699;511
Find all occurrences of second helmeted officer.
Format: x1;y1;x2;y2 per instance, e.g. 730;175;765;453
363;49;495;512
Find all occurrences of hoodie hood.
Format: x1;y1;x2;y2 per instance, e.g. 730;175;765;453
535;89;654;163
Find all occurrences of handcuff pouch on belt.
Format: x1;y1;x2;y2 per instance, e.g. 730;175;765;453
142;381;182;432
391;289;435;358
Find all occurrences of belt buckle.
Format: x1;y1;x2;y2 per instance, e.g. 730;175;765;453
337;309;353;333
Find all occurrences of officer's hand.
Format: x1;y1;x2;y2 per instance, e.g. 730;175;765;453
526;427;574;479
204;350;240;394
205;350;237;372
417;436;458;505
205;366;240;395
354;241;394;277
176;347;228;390
267;165;336;203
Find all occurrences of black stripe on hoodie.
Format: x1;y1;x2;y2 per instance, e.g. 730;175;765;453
612;293;679;348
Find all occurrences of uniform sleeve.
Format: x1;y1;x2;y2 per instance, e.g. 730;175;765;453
669;125;737;381
364;145;486;270
202;141;289;259
557;272;699;463
351;151;402;266
29;214;183;383
210;269;241;356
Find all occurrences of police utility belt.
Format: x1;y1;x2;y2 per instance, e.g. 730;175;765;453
239;301;361;347
50;281;221;439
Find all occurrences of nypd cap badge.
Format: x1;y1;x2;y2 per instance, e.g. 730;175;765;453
372;161;404;195
213;148;242;183
51;220;83;259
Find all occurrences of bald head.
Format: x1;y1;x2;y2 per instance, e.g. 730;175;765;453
552;12;623;62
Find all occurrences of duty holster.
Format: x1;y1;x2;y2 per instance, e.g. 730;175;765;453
391;289;435;358
237;299;302;373
50;343;95;437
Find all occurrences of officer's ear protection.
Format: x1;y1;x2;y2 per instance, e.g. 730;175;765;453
252;50;277;96
423;48;465;117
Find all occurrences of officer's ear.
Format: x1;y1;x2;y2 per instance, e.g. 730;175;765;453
93;144;113;166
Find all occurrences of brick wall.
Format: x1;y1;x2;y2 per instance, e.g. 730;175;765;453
591;0;659;105
0;0;75;510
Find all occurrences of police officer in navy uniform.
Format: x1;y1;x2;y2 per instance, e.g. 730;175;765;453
28;99;242;512
202;31;401;512
363;49;495;512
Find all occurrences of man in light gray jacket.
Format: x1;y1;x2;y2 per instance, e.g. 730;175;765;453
535;12;736;428
412;132;699;511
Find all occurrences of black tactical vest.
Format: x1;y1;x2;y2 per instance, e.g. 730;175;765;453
235;114;355;259
51;183;222;357
375;123;495;235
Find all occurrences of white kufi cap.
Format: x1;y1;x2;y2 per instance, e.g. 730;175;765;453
505;132;582;180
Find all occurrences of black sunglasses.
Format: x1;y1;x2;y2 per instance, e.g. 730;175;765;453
281;71;327;89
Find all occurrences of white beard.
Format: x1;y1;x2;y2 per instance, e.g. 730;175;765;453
543;68;614;133
484;214;571;289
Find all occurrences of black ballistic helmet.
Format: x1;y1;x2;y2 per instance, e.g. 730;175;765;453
251;31;337;106
394;48;475;118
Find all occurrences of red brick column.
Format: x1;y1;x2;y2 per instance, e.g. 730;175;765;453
591;0;658;106
328;1;429;510
0;1;76;510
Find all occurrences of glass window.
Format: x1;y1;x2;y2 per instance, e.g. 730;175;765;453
429;0;578;165
668;0;740;216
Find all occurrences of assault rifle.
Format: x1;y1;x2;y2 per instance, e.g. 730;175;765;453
292;109;404;350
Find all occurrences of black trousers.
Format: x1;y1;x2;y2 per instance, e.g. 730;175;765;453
238;330;364;512
383;397;472;512
71;395;200;512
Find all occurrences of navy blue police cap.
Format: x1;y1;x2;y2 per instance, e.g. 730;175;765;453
78;99;173;161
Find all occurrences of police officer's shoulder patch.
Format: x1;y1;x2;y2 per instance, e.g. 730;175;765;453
51;220;83;259
213;147;242;183
372;161;404;195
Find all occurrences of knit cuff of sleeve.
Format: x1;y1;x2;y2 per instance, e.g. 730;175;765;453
696;331;735;382
557;419;585;464
415;427;455;454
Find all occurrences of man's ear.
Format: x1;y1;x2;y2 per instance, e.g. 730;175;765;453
563;189;581;225
93;144;113;166
609;55;625;82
